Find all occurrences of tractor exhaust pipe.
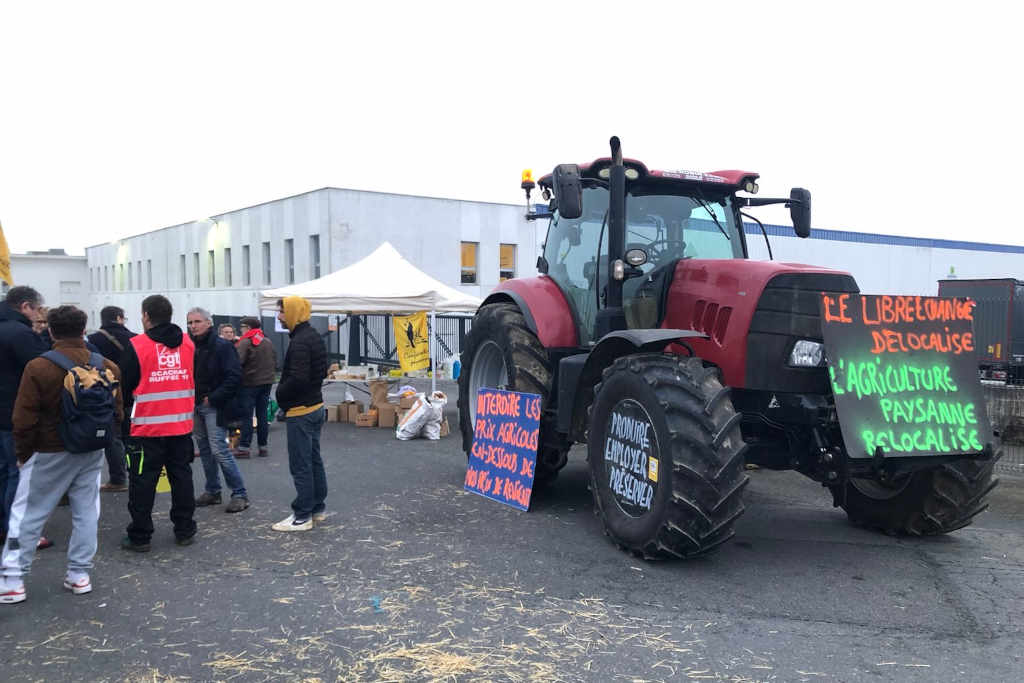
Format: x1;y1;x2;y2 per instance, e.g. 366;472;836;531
595;136;628;338
610;135;622;165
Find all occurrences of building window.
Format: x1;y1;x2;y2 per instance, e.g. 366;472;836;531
208;250;216;287
224;248;232;287
119;264;124;291
285;238;295;284
147;260;152;289
242;245;251;286
500;244;516;281
180;255;186;288
460;242;478;284
262;241;271;285
193;252;200;288
310;235;320;279
104;266;109;291
137;261;142;290
127;263;133;290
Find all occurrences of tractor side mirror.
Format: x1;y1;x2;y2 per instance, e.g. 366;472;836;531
789;188;811;238
552;164;583;220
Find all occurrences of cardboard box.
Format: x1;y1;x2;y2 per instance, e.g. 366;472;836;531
356;410;378;427
368;379;390;409
325;405;341;422
378;403;397;428
399;395;418;410
339;400;364;422
439;417;450;437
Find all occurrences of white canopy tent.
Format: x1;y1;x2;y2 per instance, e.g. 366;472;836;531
260;241;483;391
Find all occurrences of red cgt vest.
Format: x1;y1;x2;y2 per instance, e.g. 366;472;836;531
130;334;196;437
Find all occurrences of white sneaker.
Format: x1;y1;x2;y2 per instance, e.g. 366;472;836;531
0;578;26;604
272;515;312;532
63;575;92;595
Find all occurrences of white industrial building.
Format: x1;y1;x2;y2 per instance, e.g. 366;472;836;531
84;187;537;329
746;224;1024;294
2;250;89;310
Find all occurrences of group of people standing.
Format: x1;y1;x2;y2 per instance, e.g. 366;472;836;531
0;287;330;603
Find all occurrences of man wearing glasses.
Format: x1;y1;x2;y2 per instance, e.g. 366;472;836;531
0;287;48;542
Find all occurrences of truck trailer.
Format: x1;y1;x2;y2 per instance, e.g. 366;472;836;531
938;278;1024;384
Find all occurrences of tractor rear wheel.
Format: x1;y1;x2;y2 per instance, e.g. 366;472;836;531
458;303;567;483
587;354;748;559
831;454;1001;535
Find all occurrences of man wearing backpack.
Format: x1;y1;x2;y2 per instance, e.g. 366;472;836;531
87;306;137;492
0;306;123;603
117;295;198;552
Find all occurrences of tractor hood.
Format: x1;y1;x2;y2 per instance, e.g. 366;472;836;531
662;259;860;390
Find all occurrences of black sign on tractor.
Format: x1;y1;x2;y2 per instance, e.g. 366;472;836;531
819;293;991;459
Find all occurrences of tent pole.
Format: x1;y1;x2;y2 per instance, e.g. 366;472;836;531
430;310;437;394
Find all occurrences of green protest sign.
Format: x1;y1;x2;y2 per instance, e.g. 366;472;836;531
819;294;991;458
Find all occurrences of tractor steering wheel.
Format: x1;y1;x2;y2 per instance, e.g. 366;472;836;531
639;238;687;266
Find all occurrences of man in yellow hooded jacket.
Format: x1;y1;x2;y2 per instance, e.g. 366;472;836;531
272;297;329;531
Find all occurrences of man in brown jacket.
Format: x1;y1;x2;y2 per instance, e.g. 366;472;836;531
0;306;123;603
234;317;276;458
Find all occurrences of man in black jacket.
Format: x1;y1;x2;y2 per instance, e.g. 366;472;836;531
272;296;327;532
0;287;48;539
87;306;137;492
186;307;248;513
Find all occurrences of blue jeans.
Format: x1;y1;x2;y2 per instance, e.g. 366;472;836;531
238;384;272;449
286;408;326;520
0;431;17;535
194;404;247;499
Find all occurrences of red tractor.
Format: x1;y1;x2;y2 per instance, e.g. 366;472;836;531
458;137;999;559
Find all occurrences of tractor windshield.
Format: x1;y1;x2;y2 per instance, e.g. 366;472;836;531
543;187;743;340
625;190;743;268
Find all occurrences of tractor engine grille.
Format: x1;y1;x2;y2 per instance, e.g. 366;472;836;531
744;272;859;393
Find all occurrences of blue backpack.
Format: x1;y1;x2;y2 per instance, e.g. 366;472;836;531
42;351;118;454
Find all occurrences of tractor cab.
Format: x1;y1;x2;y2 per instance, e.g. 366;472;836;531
537;175;745;343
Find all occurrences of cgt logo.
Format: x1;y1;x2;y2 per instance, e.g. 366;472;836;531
156;345;181;369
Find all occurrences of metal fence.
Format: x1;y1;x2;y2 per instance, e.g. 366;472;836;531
986;383;1024;477
212;313;474;371
355;313;473;368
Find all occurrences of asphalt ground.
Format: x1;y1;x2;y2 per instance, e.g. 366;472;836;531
2;381;1024;682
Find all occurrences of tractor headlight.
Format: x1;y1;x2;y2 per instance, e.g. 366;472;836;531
788;340;826;367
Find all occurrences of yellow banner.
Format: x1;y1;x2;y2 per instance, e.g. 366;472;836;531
394;311;430;372
0;221;12;287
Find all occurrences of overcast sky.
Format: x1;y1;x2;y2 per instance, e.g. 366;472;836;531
2;2;1021;255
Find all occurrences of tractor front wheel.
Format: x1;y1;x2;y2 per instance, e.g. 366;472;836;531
587;354;748;559
831;455;1000;535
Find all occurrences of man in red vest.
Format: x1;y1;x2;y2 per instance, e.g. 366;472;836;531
117;295;197;551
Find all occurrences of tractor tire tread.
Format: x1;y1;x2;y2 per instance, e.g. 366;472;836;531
835;456;999;536
588;354;747;560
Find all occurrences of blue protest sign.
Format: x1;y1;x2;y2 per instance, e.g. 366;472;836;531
464;388;541;511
